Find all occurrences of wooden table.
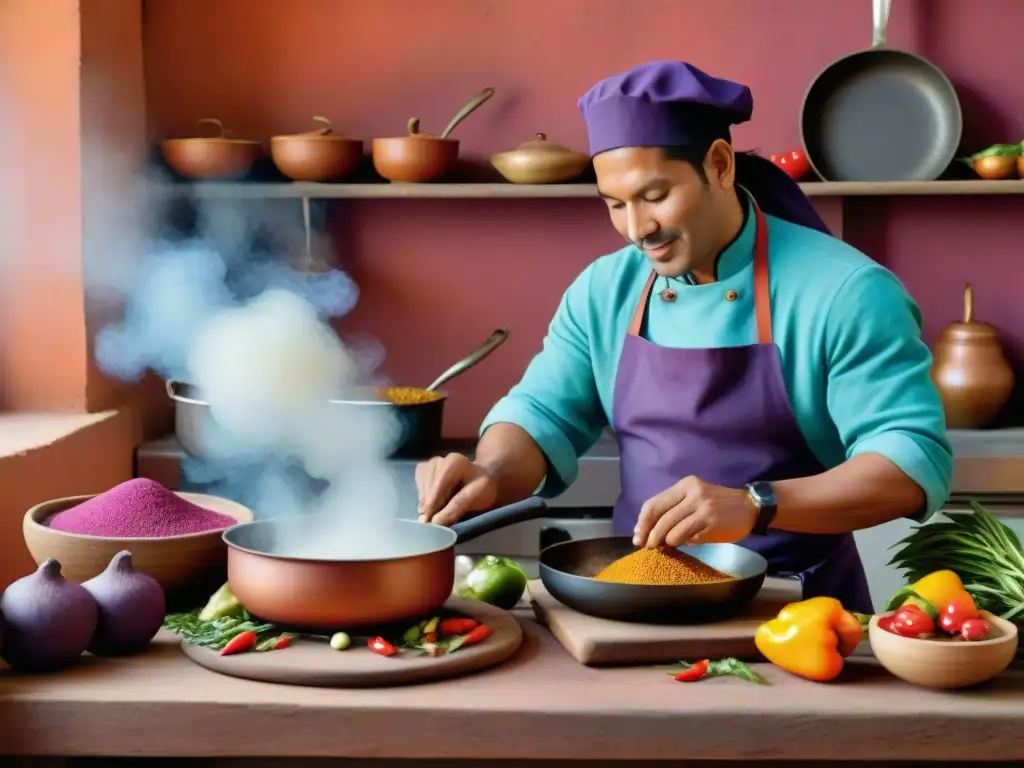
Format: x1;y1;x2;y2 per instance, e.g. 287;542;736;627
1;612;1023;764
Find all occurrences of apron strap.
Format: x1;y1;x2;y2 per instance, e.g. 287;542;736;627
627;201;773;344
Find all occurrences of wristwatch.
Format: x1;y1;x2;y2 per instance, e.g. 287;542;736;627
745;481;778;536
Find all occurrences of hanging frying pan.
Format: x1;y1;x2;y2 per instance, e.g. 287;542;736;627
800;0;962;182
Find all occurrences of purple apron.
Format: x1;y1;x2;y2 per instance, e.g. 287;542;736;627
611;202;873;614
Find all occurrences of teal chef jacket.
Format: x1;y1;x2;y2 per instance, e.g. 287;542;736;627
480;206;954;519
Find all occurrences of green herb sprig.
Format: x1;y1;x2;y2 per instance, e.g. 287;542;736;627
163;609;277;651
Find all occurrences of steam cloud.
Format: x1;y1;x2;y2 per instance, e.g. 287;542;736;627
77;121;405;557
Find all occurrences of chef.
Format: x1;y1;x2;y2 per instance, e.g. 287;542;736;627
415;61;953;612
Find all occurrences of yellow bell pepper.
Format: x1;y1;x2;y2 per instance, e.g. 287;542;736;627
882;569;971;614
908;570;968;608
754;597;864;682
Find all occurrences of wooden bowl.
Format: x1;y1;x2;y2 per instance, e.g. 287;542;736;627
160;118;263;180
270;116;364;182
372;119;459;183
1017;155;1024;179
868;610;1018;689
22;492;253;590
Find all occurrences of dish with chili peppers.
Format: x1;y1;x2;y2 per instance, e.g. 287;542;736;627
163;583;496;659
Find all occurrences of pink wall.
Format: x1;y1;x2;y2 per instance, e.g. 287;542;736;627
142;0;1024;436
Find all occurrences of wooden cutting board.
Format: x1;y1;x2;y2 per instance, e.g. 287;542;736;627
530;577;802;666
180;597;523;688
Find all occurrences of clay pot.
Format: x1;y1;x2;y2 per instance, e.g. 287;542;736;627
270;116;364;182
490;133;590;184
930;282;1016;429
160;118;263;180
371;88;495;183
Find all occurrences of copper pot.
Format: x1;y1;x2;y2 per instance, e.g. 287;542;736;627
371;87;495;183
490;133;590;184
222;496;546;630
160;118;263;180
270;116;364;182
930;282;1016;429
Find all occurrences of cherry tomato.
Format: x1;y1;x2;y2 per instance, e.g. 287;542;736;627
960;618;991;642
890;604;936;638
769;149;811;181
938;594;979;634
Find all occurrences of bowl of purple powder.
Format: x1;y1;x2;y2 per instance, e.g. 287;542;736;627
22;478;254;590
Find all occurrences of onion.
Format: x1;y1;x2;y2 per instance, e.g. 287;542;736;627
0;559;98;672
82;550;166;656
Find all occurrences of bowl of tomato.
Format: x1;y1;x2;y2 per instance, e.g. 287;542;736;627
868;605;1018;689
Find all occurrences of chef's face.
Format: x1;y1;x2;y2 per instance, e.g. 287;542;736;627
594;141;737;279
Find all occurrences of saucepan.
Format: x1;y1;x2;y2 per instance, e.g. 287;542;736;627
166;326;511;460
539;537;768;624
223;497;548;630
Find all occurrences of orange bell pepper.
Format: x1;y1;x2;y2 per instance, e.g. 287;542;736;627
754;597;864;682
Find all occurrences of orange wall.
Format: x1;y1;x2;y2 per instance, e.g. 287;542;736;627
0;0;87;411
0;0;169;588
142;0;1024;436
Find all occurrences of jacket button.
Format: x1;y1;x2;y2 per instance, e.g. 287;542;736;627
725;289;738;301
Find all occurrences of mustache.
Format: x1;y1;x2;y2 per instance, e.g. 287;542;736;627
636;230;681;249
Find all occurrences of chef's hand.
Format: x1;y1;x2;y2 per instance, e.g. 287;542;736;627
415;453;499;527
633;476;757;548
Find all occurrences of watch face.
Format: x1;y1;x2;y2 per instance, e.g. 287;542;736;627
750;482;775;505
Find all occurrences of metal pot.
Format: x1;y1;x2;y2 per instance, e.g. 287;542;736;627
223;497;547;629
166;327;511;460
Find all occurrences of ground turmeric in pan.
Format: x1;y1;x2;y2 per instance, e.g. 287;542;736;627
593;547;734;586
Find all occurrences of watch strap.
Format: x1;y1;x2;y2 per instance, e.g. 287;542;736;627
746;482;778;536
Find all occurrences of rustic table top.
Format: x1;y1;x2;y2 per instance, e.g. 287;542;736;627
1;611;1023;761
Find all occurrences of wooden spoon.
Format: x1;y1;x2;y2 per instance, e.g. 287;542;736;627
406;87;496;138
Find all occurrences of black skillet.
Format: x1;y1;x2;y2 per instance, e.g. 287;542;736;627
538;536;768;625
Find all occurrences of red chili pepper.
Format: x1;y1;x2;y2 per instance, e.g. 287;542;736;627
368;636;398;656
960;618;991;642
891;604;935;638
440;618;479;636
673;659;710;682
424;632;438;643
462;623;494;647
939;594;979;635
220;630;259;656
271;635;292;650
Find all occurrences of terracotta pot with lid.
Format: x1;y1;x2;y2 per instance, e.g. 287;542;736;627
270;116;364;182
930;282;1016;429
160;118;263;180
490;133;590;184
372;87;495;183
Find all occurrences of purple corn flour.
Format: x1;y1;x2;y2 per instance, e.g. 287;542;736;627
47;479;237;538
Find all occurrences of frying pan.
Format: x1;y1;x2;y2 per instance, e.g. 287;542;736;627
222;496;547;630
800;0;962;182
539;537;768;625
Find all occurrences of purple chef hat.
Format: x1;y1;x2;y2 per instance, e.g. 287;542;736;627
579;61;831;235
579;61;752;156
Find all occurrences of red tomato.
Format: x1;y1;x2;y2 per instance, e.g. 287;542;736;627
770;150;811;181
938;594;979;634
890;604;936;638
960;618;991;642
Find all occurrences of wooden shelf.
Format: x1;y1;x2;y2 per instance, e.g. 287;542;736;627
154;179;1024;200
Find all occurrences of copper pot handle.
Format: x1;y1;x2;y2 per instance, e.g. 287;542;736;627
196;118;230;138
439;87;496;139
963;282;974;323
